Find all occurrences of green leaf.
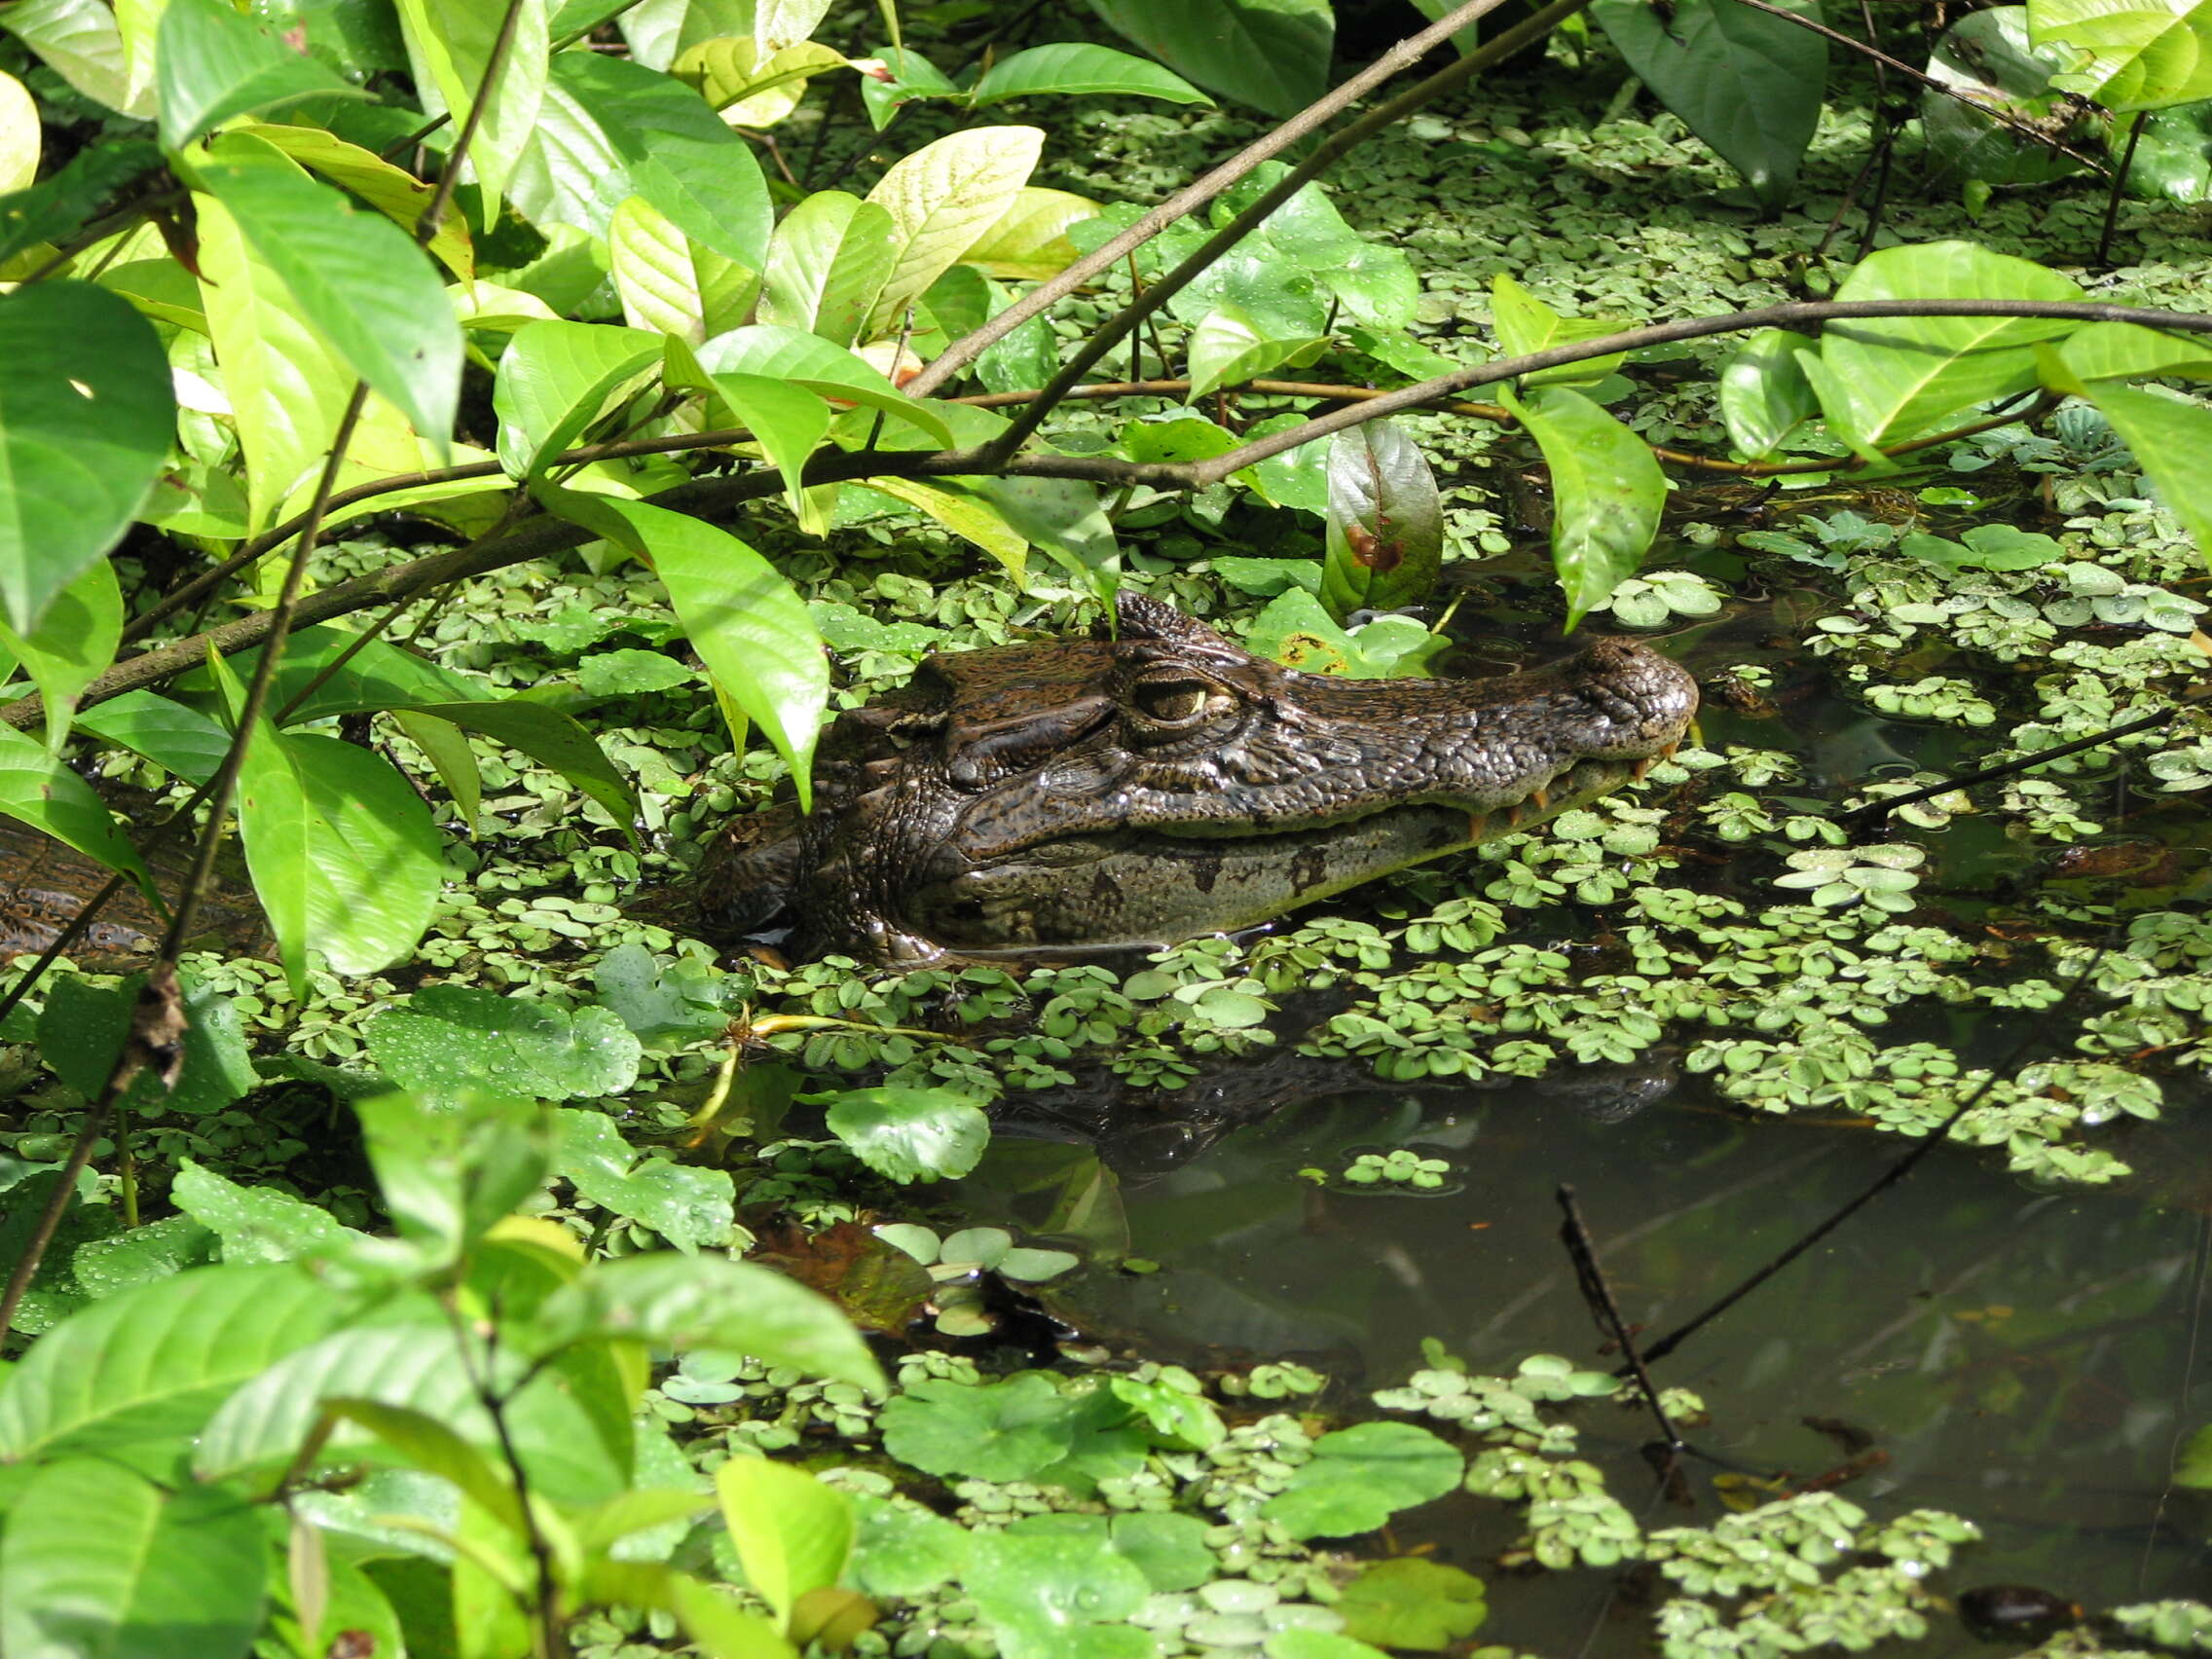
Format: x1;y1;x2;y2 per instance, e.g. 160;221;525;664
155;0;355;151
0;1262;340;1456
404;696;642;830
964;1527;1151;1659
1108;1511;1218;1592
852;1495;973;1598
1186;302;1325;400
192;187;353;533
609;193;757;344
759;191;897;348
351;1089;557;1260
0;1461;265;1659
1318;419;1444;620
2047;318;2212;382
0;557;120;753
1266;1634;1395;1659
2077;379;2212;567
555;1108;734;1250
1499;385;1667;626
2175;1420;2212;1487
1719;328;1819;458
823;1086;990;1183
695;324;955;446
2030;0;2212;109
2115;98;2212;200
1924;8;2088;189
392;0;548;223
195;130;461;449
0;722;156;902
1258;1421;1464;1539
368;984;643;1102
1815;240;2081;453
253;728;446;981
529;1253;886;1391
1590;0;1827;202
240;120;475;279
706;371;834;523
879;1373;1083;1482
592;942;748;1051
553;51;772;269
1089;0;1333;117
863;126;1044;338
0;69;30;193
493;317;661;480
717;1456;855;1625
0;137;161;267
38;972;254;1121
170;1157;362;1264
1490;273;1625;387
1335;1558;1488;1651
1242;587;1444;679
532;486;830;808
0;281;172;633
970;43;1212;105
574;647;697;696
0;0;152;117
961;187;1102;282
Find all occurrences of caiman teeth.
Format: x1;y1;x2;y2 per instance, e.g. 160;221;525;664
1466;811;1489;841
1530;785;1551;812
1632;758;1650;782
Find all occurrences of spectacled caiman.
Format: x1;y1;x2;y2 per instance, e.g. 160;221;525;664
0;593;1698;971
701;591;1698;966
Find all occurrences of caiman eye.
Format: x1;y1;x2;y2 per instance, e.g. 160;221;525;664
1131;676;1213;725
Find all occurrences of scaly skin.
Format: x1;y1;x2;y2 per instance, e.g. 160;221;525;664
701;592;1699;966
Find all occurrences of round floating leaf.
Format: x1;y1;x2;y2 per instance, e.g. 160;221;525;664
1335;1558;1488;1651
366;983;643;1103
824;1087;990;1183
1259;1421;1463;1539
879;1373;1080;1482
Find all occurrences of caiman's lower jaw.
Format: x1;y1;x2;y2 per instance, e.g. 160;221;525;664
907;756;1651;958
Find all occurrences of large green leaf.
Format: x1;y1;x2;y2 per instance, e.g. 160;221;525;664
0;1262;339;1456
0;281;172;633
823;1086;991;1183
393;0;548;224
2030;0;2212;109
555;1108;734;1251
1184;302;1324;401
2078;379;2212;569
0;1461;265;1659
0;721;155;900
717;1457;855;1626
608;194;757;344
1089;0;1332;117
529;1253;885;1391
969;43;1212;106
351;1090;557;1264
240;120;475;278
367;983;643;1103
758;191;896;348
552;51;773;270
193;190;354;532
1924;7;2089;189
695;324;954;446
704;370;834;525
863;126;1044;339
404;697;640;827
1317;419;1444;621
1259;1421;1464;1540
1591;0;1826;203
534;486;830;807
1500;386;1667;627
38;971;254;1121
155;0;355;151
1718;328;1819;458
1812;240;2081;453
1490;272;1626;387
206;647;312;994
0;557;120;753
0;137;161;267
492;317;661;480
194;130;461;447
0;0;152;117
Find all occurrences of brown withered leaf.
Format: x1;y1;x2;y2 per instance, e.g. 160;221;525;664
752;1218;932;1335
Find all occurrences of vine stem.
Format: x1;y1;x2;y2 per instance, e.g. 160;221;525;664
20;290;2212;733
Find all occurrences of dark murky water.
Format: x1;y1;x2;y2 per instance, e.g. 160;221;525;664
971;1073;2212;1631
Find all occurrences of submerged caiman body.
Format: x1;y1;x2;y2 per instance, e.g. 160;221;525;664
701;592;1699;966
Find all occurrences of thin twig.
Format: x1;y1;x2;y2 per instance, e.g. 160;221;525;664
987;0;1592;456
2097;113;2149;268
905;0;1526;397
1731;0;2109;175
1558;1185;1683;1456
1629;941;2115;1371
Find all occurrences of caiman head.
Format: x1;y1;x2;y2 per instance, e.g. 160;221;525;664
700;591;1699;966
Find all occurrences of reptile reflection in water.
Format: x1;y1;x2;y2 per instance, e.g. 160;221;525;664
703;590;1699;966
